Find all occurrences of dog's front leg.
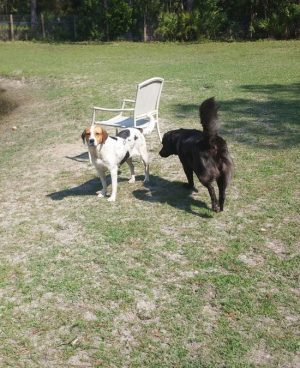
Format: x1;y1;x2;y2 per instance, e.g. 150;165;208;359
180;159;195;190
97;169;107;198
108;167;118;202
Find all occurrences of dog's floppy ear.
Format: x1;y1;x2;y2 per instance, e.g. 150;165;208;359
81;128;90;144
101;128;108;143
81;130;86;144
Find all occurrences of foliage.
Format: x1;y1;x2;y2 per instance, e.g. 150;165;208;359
201;0;227;38
0;0;299;40
105;0;132;40
155;12;178;41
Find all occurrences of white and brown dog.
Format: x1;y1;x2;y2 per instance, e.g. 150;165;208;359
81;126;149;201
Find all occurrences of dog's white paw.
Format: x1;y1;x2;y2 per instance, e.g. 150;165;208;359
128;176;135;184
107;196;116;202
97;191;106;198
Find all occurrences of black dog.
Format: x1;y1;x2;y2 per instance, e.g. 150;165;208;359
159;97;233;212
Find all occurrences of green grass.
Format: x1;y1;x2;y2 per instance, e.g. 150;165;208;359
0;40;299;367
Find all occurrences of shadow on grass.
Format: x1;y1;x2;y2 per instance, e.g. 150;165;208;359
133;175;212;219
172;82;300;148
66;152;90;162
47;178;100;200
47;174;144;201
47;174;212;218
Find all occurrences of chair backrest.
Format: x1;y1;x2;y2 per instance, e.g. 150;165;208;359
134;77;164;120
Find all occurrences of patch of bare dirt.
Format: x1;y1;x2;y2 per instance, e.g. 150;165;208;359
67;351;93;367
246;343;273;366
0;78;28;125
112;311;141;354
238;252;265;267
162;250;188;265
0;87;19;118
265;239;287;258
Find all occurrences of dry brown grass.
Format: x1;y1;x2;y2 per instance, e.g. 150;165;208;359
0;41;299;367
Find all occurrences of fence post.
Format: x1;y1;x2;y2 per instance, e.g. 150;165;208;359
9;14;14;41
41;13;45;39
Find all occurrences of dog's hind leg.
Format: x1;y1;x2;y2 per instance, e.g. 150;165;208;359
217;159;233;211
205;183;219;212
217;174;229;211
140;151;149;183
126;158;136;183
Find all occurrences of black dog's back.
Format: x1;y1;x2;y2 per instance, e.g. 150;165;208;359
159;97;233;212
175;129;203;155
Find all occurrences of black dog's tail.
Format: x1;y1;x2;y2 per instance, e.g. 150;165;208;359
199;97;220;137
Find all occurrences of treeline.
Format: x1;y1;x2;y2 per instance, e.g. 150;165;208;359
1;0;299;41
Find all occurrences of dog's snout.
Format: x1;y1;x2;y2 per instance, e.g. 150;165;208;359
89;138;95;145
159;148;167;157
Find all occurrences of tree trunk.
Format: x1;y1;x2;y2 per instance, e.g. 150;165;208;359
103;0;110;41
31;0;37;31
143;5;147;42
186;0;194;11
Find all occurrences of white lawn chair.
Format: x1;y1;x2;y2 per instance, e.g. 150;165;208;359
92;77;164;142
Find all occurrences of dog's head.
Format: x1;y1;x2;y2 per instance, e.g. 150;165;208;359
159;131;179;157
81;126;108;147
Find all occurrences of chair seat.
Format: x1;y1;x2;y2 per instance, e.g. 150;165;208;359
94;115;154;129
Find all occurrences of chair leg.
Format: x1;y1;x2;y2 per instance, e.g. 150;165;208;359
156;122;162;143
91;109;95;125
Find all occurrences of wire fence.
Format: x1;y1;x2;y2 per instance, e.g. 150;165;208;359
0;14;77;41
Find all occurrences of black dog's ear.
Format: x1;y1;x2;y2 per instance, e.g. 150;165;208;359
174;132;182;154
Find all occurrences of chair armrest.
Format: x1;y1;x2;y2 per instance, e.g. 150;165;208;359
93;106;134;112
121;99;135;110
123;99;135;103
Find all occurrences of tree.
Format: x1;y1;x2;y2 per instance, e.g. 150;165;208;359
131;0;161;41
185;0;195;11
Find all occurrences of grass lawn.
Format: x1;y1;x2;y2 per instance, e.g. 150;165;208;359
0;40;299;367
